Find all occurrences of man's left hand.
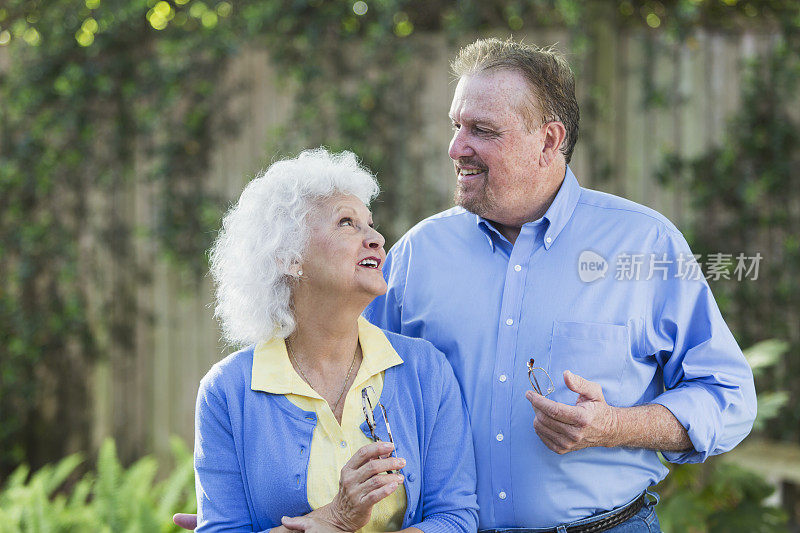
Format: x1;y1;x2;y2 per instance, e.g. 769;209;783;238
525;370;621;454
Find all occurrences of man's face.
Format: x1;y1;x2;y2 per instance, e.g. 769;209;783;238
448;69;548;227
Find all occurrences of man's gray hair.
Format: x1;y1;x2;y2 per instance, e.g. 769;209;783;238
209;147;380;346
451;37;580;163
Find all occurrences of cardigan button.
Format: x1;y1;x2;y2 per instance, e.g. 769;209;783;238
407;473;415;482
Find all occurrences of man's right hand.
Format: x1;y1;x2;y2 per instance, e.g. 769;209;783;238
323;441;406;531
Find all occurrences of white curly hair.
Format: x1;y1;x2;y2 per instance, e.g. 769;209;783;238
209;147;380;347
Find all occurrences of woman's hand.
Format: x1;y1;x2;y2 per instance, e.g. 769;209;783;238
325;441;406;531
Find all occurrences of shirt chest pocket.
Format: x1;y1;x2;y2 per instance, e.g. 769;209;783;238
547;321;631;407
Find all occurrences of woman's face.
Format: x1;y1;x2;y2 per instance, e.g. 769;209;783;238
300;194;387;302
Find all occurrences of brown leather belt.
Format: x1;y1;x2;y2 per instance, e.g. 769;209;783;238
478;493;647;533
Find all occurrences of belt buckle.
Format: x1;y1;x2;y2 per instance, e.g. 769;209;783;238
566;493;646;533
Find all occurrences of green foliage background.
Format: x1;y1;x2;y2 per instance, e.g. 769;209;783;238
1;0;799;529
0;437;195;532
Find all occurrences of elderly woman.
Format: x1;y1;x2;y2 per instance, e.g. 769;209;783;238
194;148;477;533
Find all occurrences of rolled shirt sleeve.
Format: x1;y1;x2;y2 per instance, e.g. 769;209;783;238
647;230;757;463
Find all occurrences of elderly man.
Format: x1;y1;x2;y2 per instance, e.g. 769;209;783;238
364;38;756;532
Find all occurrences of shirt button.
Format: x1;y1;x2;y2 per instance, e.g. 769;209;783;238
499;491;507;500
499;374;507;382
496;433;504;442
505;318;514;326
514;264;522;272
340;440;347;448
546;236;552;244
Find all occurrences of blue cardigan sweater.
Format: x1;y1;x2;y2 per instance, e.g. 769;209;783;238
194;329;478;532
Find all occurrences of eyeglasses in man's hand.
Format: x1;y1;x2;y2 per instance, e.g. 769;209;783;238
527;358;555;396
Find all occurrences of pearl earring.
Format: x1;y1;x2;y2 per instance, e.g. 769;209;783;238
297;270;303;276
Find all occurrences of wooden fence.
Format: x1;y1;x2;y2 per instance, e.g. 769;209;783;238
0;27;781;464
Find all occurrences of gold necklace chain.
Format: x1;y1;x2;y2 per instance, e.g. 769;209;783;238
286;339;358;412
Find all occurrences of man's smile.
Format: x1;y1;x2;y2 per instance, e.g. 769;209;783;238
457;167;487;182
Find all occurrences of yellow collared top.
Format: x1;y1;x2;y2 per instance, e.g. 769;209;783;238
251;316;407;533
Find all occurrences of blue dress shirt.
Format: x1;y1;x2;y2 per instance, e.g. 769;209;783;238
364;166;756;529
194;329;478;532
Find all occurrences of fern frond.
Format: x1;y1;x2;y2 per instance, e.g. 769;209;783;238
94;438;123;531
43;453;83;495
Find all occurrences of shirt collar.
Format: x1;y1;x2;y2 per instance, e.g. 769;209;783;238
541;165;581;250
251;316;403;397
475;165;582;251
